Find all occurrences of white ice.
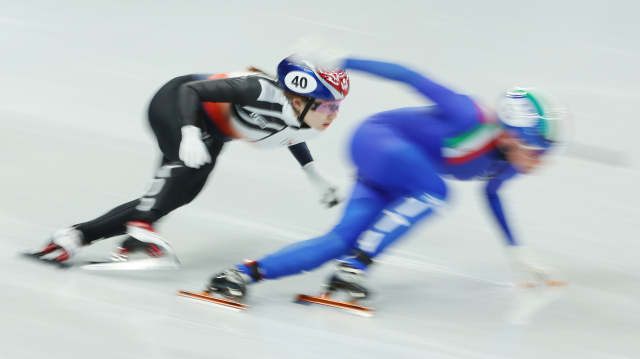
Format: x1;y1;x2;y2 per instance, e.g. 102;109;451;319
1;1;639;358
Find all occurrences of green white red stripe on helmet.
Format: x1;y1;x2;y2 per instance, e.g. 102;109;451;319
496;88;570;151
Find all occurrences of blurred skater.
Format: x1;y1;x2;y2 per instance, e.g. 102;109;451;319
206;57;571;302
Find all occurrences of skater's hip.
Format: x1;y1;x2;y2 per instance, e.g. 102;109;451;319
350;122;446;197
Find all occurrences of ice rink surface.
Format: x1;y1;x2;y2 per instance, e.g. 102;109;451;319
1;1;639;358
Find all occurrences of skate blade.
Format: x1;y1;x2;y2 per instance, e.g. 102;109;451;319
21;252;71;270
294;294;374;317
516;280;568;288
177;290;248;312
80;257;180;270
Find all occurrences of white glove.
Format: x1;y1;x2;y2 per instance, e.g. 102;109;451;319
303;162;341;208
505;246;565;286
179;126;211;169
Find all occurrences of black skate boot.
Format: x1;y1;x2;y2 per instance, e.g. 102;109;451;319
324;262;369;300
207;267;252;299
177;265;255;310
295;260;374;316
110;236;164;262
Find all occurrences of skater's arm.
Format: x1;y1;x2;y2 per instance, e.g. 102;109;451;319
290;143;340;208
343;58;476;131
288;142;313;167
178;76;262;127
484;177;518;246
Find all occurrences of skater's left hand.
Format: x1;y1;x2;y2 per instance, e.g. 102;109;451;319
505;245;565;286
320;186;341;208
303;162;342;208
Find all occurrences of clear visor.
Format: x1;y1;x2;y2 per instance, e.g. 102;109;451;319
312;99;343;115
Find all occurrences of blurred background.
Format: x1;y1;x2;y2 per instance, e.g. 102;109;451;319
1;0;639;358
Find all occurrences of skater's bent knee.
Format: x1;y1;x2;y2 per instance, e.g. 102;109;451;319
305;232;353;258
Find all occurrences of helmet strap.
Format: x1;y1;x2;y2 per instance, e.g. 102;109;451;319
297;97;315;126
496;145;509;161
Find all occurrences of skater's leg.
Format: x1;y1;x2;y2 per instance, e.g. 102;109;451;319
74;155;174;244
133;73;222;222
315;132;448;298
77;74;220;239
340;190;446;268
110;144;221;259
75;199;140;244
132;157;218;222
37;75;217;261
74;143;222;245
338;135;448;268
235;181;394;280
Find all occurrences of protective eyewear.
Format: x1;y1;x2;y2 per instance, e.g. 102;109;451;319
311;100;343;115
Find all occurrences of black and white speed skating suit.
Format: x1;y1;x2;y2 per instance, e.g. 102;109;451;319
76;70;324;244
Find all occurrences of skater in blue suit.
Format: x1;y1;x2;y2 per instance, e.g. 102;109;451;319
206;57;571;301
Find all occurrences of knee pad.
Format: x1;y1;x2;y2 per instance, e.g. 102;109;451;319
356;191;446;256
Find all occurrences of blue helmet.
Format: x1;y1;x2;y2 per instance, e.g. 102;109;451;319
496;88;571;151
277;54;349;100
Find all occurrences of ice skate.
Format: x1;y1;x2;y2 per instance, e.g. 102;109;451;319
295;262;374;317
177;267;251;311
23;227;84;269
325;262;370;299
109;236;165;262
81;221;180;270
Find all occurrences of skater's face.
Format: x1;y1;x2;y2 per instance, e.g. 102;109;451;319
498;133;545;174
292;98;339;131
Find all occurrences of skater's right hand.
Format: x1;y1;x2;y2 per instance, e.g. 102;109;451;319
179;125;211;169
